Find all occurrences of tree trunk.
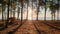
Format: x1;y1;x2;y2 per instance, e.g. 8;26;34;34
10;5;12;17
54;13;55;21
17;7;20;19
13;10;15;17
44;3;46;21
51;14;53;21
32;0;33;20
37;7;39;20
36;0;40;21
6;0;10;28
57;0;59;20
7;0;10;19
26;2;28;20
2;4;4;20
57;11;59;20
21;0;23;24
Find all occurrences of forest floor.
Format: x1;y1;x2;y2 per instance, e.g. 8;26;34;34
0;20;60;34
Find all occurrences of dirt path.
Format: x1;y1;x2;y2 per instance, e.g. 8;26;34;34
14;20;40;34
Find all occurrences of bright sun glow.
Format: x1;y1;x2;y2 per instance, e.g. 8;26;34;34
28;7;32;20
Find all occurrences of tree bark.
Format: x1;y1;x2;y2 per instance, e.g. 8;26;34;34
44;1;46;21
26;2;28;20
17;7;20;19
51;14;53;21
54;13;55;21
57;11;59;20
2;4;4;20
37;7;39;20
57;0;59;20
36;0;40;21
13;10;15;17
6;0;10;28
21;0;23;24
32;0;33;20
44;6;46;21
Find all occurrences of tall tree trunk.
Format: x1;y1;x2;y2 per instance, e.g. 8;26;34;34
37;7;39;20
36;0;39;21
6;0;10;28
17;7;20;19
54;13;55;21
10;8;12;17
57;0;59;20
44;1;46;21
26;2;28;20
12;3;16;17
44;6;46;21
57;11;59;20
17;1;20;19
21;0;23;24
10;4;12;17
13;5;16;18
32;0;33;20
51;14;53;21
12;9;14;17
13;10;15;17
2;4;4;20
7;0;10;19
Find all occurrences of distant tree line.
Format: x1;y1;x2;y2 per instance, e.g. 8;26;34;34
0;0;60;21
